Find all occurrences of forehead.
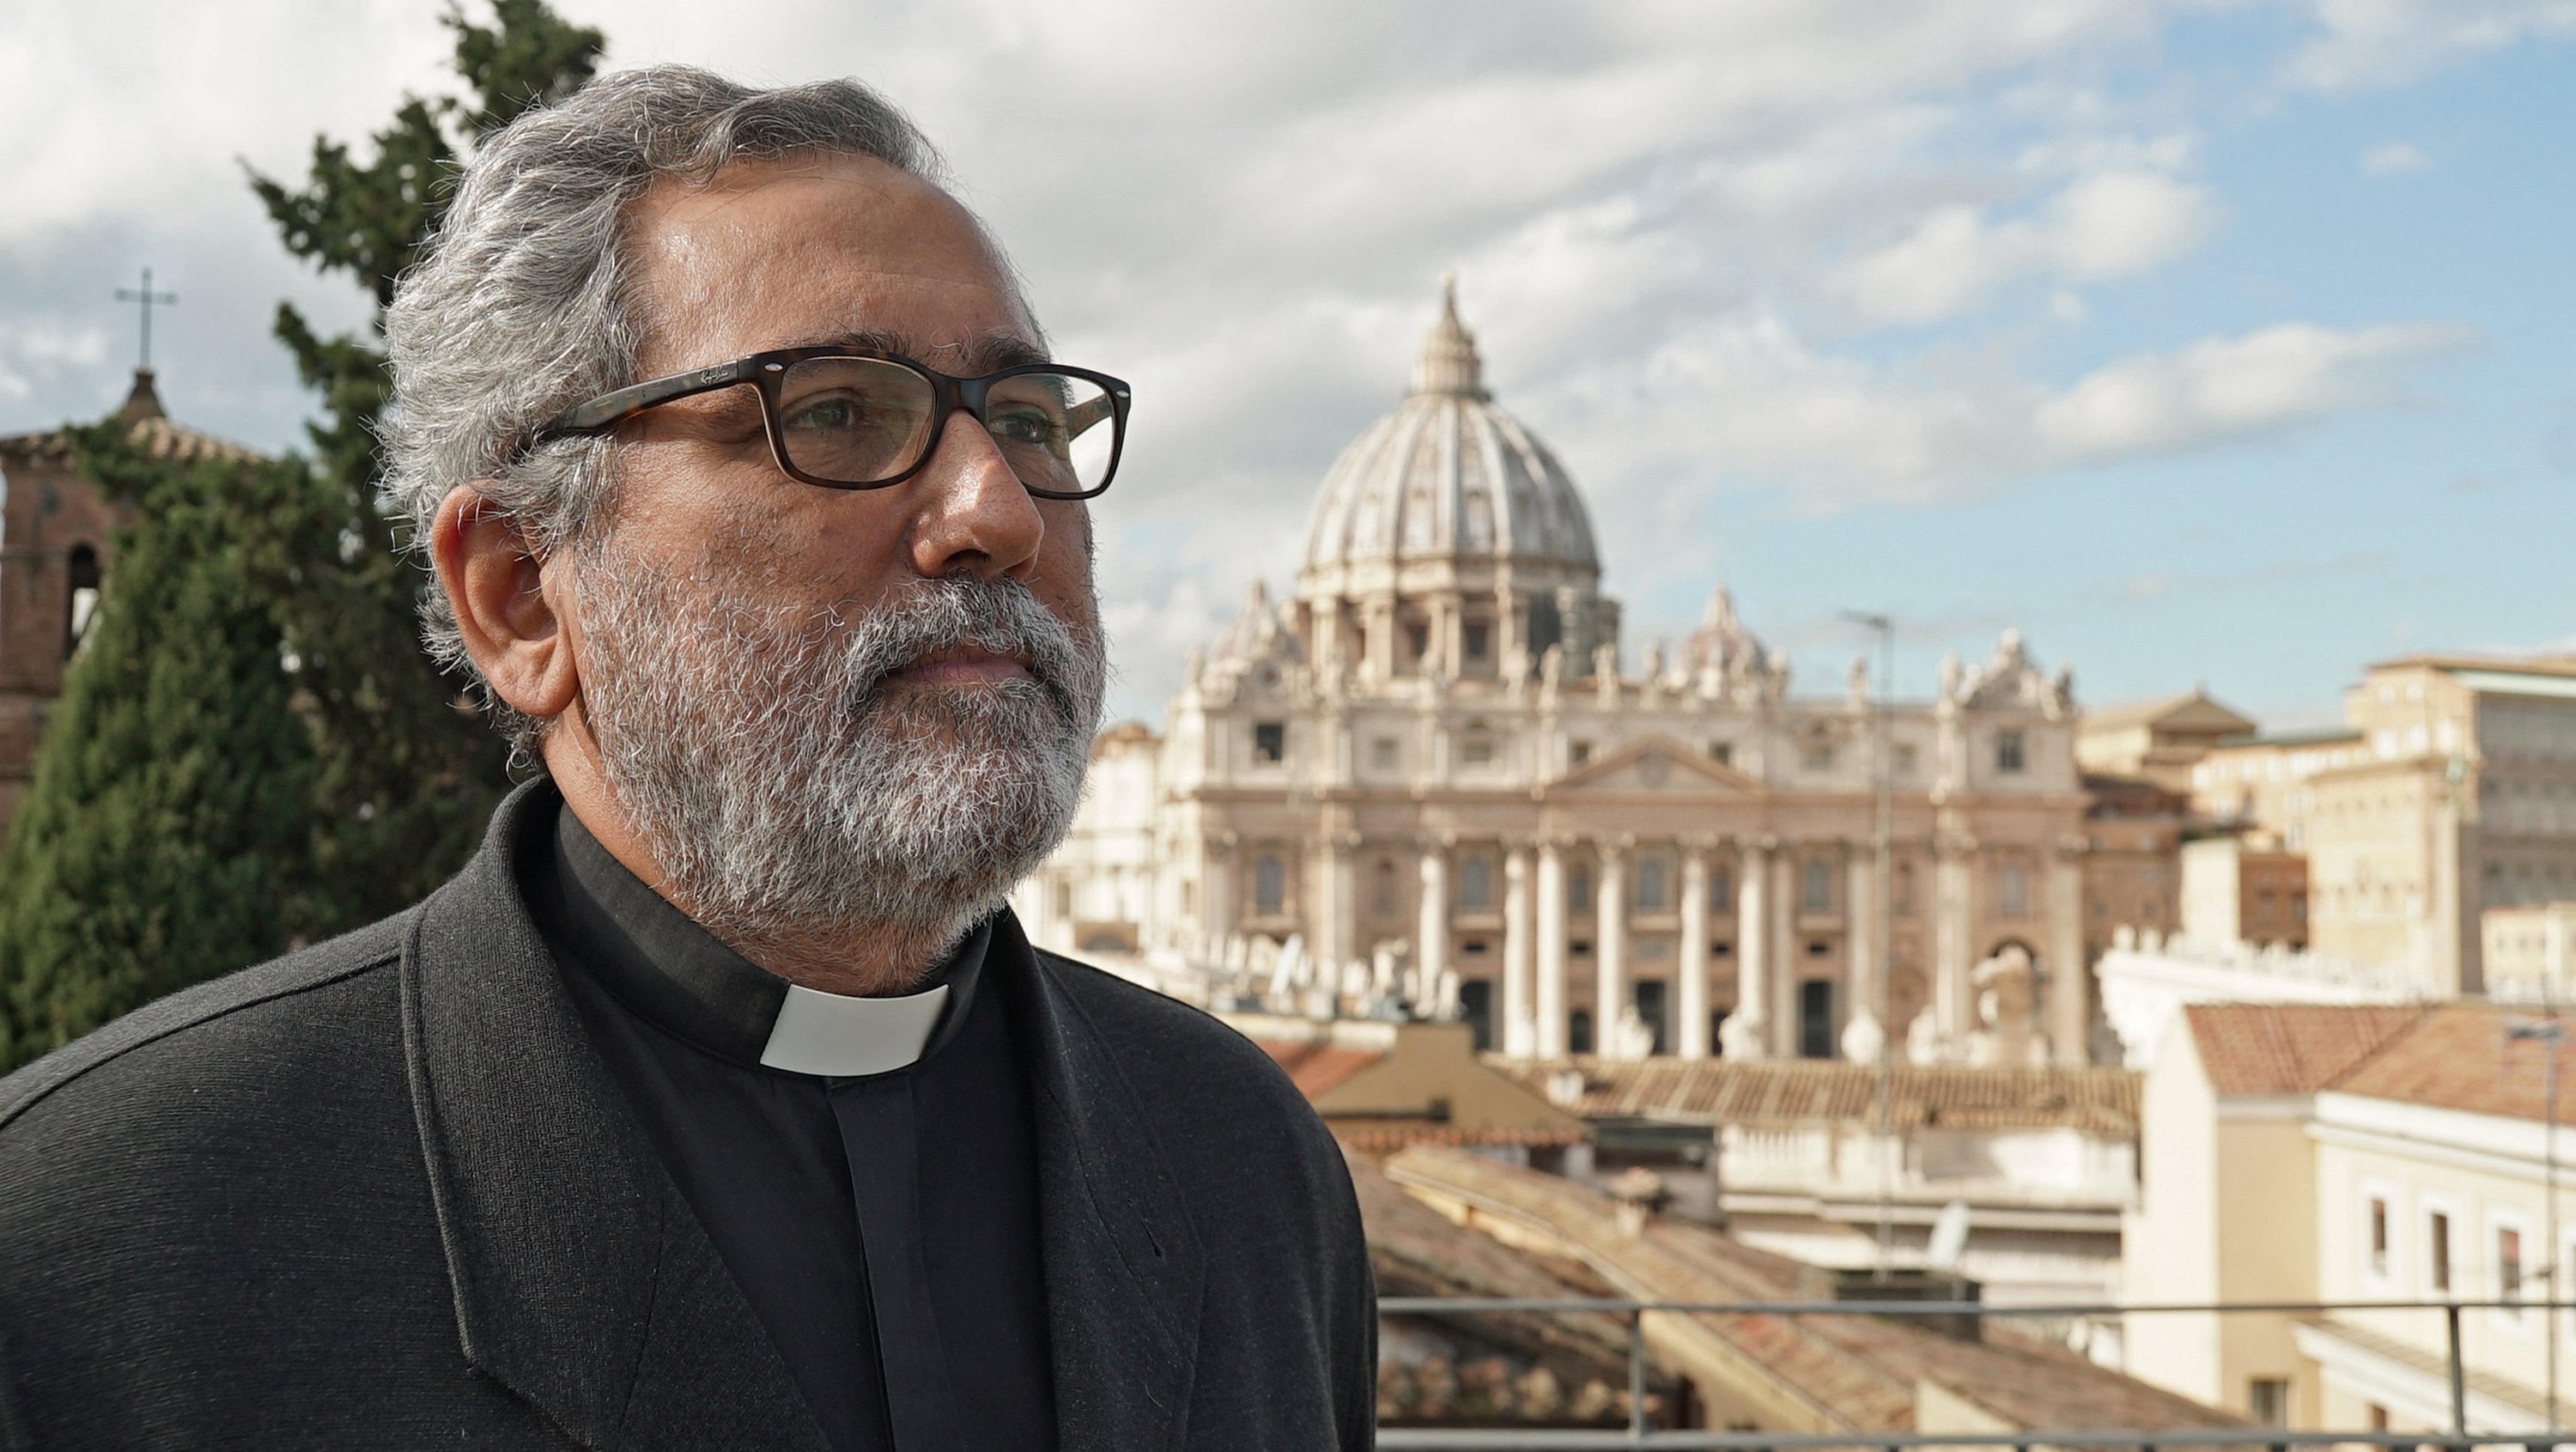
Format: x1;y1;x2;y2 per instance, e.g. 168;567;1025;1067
623;153;1036;374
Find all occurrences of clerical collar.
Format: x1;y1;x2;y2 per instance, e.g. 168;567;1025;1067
548;804;989;1077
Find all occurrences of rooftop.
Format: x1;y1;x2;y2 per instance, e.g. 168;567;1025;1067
1490;1057;2142;1137
0;369;263;468
2179;1003;2430;1097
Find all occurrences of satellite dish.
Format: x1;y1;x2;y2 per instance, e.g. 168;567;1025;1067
1927;1199;1972;1273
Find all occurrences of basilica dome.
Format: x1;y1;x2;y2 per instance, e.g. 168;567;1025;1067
1299;282;1600;584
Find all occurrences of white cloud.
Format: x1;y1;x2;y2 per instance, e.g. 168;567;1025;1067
2287;0;2576;90
1532;315;2470;528
1836;169;2219;325
2362;141;2431;174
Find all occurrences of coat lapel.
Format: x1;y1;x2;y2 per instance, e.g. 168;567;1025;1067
997;913;1206;1451
400;783;830;1452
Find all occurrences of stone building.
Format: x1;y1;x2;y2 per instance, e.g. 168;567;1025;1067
2191;654;2576;992
1020;287;2096;1066
0;369;258;831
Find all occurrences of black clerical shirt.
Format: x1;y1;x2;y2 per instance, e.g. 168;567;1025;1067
526;803;1058;1452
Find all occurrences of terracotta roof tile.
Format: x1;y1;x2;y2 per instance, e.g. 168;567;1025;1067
2179;1003;2428;1097
2329;1004;2576;1123
1255;1039;1382;1098
1491;1057;2142;1135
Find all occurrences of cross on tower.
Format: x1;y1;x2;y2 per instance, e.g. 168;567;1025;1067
112;267;179;371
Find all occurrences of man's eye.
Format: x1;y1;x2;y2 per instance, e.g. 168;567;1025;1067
987;408;1063;446
784;395;863;431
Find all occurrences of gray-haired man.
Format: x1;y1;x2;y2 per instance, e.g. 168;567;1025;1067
0;67;1373;1450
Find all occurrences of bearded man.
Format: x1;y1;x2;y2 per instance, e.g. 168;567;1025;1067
0;68;1373;1450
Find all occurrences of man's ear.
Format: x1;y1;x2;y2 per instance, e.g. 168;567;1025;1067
430;484;581;722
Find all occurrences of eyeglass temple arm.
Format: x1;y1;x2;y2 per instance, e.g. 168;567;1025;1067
534;358;769;440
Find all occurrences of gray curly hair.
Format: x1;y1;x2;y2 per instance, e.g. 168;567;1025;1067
381;64;969;754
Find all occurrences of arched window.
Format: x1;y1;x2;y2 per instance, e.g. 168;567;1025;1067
64;544;101;658
1568;1008;1595;1055
1254;855;1285;914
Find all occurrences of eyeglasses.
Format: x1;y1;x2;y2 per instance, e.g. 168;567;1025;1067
526;346;1133;500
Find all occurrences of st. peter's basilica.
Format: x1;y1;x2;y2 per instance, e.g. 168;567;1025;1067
1017;285;2093;1066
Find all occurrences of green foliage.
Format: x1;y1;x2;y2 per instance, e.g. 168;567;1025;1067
245;0;604;933
0;428;330;1071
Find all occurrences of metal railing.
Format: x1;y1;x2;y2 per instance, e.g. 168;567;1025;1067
1372;1294;2574;1449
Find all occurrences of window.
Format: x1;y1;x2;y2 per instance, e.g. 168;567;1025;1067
1996;729;2026;774
1373;860;1398;915
2367;1194;2390;1278
1710;866;1733;908
2248;1378;2288;1428
1797;980;1835;1060
64;544;101;659
1706;740;1733;767
1568;1009;1595;1055
1633;981;1669;1055
2499;1223;2525;1307
1461;734;1495;767
1370;737;1399;770
1801;738;1835;771
1458;980;1494;1052
1252;720;1286;764
1054;880;1074;917
1254;856;1285;914
1568;739;1593;766
1893;744;1918;778
1462;623;1489;659
1460;858;1494;911
1570;867;1593;912
2428;1210;2453;1294
2000;862;2029;918
1802;860;1832;913
1636;858;1668;911
1406;623;1430;661
1894;861;1917;916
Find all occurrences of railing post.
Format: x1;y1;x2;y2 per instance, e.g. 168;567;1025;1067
2449;1301;2470;1441
1628;1305;1648;1442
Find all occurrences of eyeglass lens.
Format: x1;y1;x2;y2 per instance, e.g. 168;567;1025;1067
775;357;1116;495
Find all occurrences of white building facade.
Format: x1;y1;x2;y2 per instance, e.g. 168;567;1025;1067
1020;287;2096;1065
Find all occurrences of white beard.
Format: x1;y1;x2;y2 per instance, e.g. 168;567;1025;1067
579;559;1105;969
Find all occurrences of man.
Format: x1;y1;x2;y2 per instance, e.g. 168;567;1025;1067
0;67;1374;1450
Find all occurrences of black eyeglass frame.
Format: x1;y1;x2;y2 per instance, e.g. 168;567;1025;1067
525;345;1133;500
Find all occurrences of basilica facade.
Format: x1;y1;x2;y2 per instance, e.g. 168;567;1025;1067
1018;287;2095;1066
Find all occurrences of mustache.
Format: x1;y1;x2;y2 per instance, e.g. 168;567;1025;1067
831;574;1099;726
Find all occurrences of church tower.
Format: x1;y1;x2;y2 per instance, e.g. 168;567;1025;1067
0;369;260;829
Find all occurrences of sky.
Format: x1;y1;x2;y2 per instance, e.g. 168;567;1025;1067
1;0;2570;730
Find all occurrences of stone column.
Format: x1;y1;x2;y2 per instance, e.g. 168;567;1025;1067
1595;842;1630;1060
1201;834;1236;960
1771;847;1799;1056
1721;839;1771;1059
1416;842;1449;1005
1503;843;1535;1057
1678;843;1711;1060
1319;835;1358;982
1934;830;1976;1059
2047;841;2088;1066
1536;839;1569;1056
1841;845;1886;1063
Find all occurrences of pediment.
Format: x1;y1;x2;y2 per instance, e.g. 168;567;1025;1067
1549;736;1760;796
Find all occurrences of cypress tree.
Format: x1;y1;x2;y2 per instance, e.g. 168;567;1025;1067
247;0;604;937
0;428;325;1071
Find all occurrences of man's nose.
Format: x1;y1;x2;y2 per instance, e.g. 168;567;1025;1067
906;408;1044;581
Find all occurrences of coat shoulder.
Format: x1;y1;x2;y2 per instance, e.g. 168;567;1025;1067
1031;948;1320;1122
0;908;415;1136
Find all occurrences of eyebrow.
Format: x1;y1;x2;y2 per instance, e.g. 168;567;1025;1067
784;328;1053;374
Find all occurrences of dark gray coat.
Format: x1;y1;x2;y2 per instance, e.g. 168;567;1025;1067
0;787;1375;1449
